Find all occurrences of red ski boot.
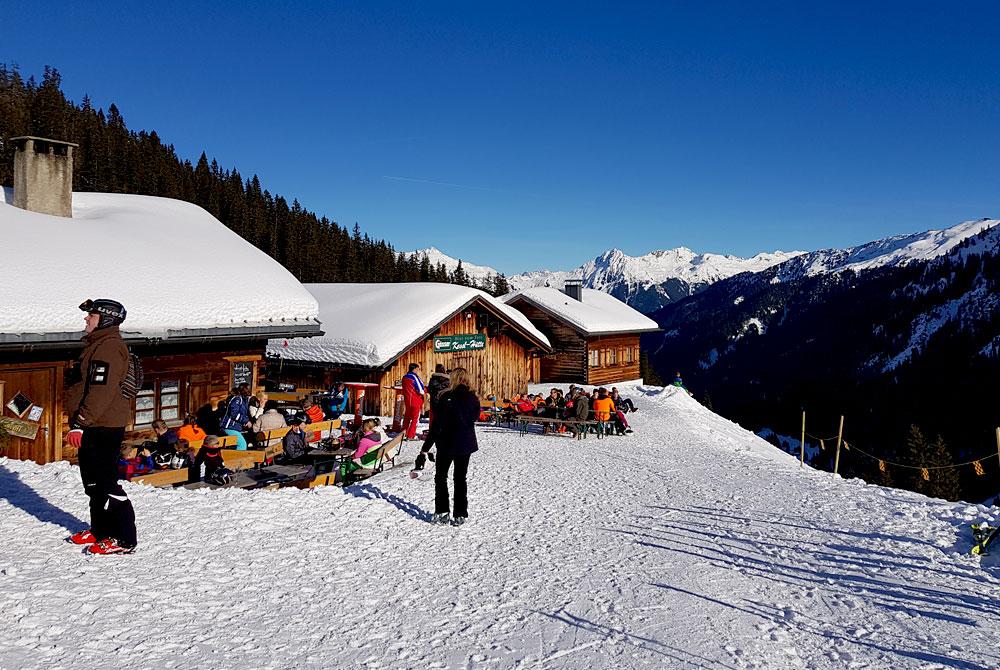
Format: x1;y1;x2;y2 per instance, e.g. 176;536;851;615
67;529;96;545
87;538;136;555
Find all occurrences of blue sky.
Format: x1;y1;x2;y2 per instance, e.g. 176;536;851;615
6;2;1000;274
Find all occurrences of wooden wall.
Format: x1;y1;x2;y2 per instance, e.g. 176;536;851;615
376;310;536;413
270;300;544;416
507;300;588;383
585;334;642;386
0;361;65;464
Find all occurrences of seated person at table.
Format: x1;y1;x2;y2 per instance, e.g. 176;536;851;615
568;389;591;437
151;419;179;459
171;439;196;470
282;417;310;462
340;419;383;480
513;396;536;414
302;399;325;425
175;414;207;444
193;435;226;483
611;388;637;413
592;389;617;423
253;399;288;445
119;445;155;480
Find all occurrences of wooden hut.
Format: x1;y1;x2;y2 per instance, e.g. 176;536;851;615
503;282;659;386
267;283;552;414
0;180;320;464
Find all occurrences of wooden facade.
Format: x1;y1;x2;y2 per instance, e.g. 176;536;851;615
1;340;273;465
505;296;649;386
269;297;548;415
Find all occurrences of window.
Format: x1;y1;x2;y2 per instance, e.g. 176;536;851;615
623;346;634;364
588;349;600;367
608;347;618;365
133;377;185;427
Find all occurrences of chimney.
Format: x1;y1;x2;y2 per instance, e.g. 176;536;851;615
11;136;78;217
563;279;583;302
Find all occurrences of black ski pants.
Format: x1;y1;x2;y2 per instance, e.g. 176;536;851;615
434;452;470;518
78;426;137;547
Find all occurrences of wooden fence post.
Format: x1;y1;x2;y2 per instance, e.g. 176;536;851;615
800;410;806;467
833;415;845;475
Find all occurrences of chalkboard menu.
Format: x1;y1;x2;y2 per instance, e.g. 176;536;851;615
231;361;254;389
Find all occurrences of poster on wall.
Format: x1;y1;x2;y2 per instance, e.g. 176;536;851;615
6;391;32;418
27;405;44;422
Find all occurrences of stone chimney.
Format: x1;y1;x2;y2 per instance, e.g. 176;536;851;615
563;279;583;302
11;136;78;217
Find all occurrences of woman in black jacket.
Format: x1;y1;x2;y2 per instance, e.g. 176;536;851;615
418;367;479;526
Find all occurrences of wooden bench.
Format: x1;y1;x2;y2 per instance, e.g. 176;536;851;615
341;433;405;486
513;415;602;440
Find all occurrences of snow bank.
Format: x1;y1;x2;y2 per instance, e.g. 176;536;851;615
503;286;659;335
1;386;999;668
268;283;550;367
0;189;319;337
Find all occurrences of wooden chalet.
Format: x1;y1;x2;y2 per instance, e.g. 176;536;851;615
267;283;552;414
0;139;321;464
503;281;660;386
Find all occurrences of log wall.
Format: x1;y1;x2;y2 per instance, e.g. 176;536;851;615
585;334;642;386
506;300;587;383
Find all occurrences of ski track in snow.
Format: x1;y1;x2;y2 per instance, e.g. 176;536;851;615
1;387;999;669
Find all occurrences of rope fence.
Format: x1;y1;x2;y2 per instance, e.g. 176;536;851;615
795;412;1000;483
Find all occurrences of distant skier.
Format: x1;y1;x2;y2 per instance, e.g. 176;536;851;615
672;372;685;388
65;299;138;555
401;362;427;440
417;367;479;526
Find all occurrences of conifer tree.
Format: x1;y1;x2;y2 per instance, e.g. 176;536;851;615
906;424;931;496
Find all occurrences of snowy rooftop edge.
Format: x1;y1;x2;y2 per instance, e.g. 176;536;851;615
268;283;551;368
502;286;660;335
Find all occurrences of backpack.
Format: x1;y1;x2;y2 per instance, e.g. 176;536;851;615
120;352;143;400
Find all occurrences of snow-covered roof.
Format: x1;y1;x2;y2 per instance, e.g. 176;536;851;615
0;189;320;343
503;286;660;336
268;283;551;368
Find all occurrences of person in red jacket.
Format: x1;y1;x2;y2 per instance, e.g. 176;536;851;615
401;362;427;440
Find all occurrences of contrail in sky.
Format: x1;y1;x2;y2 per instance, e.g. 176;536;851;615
382;175;541;198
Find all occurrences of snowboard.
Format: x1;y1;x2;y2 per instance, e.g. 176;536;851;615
971;523;1000;556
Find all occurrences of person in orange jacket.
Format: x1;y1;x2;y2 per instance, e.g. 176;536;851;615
592;388;617;421
401;362;427;440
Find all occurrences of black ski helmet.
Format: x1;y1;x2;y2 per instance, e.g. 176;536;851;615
79;298;127;330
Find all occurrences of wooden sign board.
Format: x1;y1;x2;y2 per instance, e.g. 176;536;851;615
0;416;40;440
433;334;486;353
231;361;254;389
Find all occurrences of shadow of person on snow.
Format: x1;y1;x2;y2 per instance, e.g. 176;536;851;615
0;463;87;534
345;482;431;521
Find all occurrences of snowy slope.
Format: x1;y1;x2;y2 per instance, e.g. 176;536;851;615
267;283;549;367
2;387;998;669
772;218;1000;282
0;188;319;337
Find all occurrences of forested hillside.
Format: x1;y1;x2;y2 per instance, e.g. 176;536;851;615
645;226;1000;502
0;65;510;294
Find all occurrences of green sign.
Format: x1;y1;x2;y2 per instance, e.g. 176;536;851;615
434;334;487;353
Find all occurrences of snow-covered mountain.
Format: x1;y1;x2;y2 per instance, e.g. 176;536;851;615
509;247;803;313
771;218;1000;283
408;219;999;313
403;246;502;284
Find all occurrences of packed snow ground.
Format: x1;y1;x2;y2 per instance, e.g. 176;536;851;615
2;387;999;669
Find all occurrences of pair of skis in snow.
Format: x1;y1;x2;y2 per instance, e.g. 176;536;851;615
971;523;1000;556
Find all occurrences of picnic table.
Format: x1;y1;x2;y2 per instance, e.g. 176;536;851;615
182;464;314;491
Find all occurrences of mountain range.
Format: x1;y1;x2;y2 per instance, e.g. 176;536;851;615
408;218;995;313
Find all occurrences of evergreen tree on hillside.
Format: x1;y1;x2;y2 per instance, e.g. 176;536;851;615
906;424;932;496
927;435;961;502
0;63;487;291
452;260;467;285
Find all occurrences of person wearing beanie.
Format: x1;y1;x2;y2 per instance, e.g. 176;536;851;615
65;298;138;555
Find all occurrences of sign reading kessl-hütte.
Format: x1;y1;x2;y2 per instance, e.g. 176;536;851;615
433;334;487;353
